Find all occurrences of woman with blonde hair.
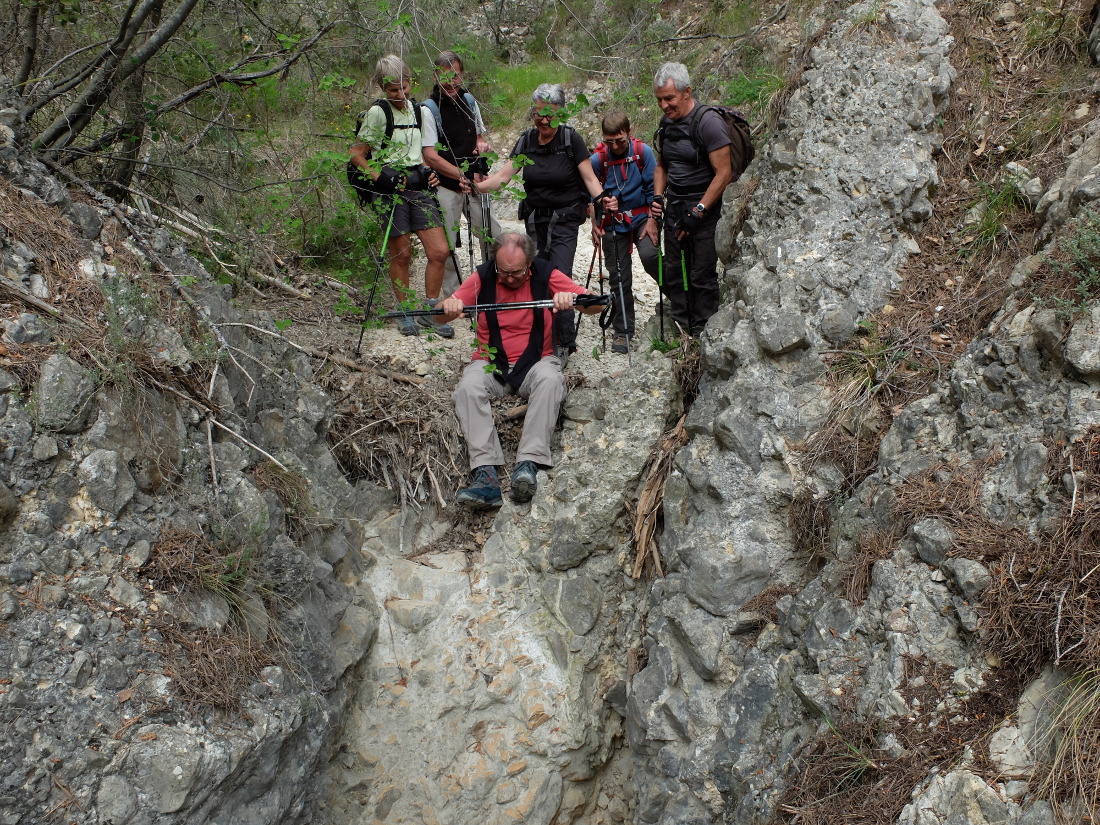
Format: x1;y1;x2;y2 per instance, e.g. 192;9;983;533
349;54;452;337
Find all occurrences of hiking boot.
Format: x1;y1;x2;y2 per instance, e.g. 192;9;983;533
396;315;419;336
456;465;502;509
510;460;538;503
612;334;630;354
416;313;455;338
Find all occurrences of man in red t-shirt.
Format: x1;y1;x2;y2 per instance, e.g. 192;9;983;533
437;232;603;507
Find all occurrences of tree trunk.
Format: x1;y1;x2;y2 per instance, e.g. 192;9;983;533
14;1;41;93
102;3;162;201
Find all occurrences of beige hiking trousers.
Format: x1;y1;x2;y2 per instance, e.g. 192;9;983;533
453;356;564;470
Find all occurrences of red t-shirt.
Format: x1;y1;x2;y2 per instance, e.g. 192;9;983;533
453;268;587;363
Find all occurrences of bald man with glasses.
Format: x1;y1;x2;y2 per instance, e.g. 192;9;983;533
436;232;604;508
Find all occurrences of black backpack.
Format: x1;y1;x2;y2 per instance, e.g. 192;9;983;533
516;124;583;181
655;104;754;181
346;98;424;207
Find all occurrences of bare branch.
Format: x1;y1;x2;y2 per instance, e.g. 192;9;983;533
639;2;789;49
23;0;154;120
34;0;200;153
69;23;335;159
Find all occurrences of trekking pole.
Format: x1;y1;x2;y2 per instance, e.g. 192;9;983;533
480;191;495;256
596;221;608;353
463;191;476;275
355;196;399;357
610;222;631;364
377;294;609;319
583;244;598;290
680;247;693;338
576;242;599;337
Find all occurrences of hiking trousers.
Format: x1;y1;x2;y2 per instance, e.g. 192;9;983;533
658;202;721;333
453;356;564;470
437;186;503;296
525;209;584;277
601;216;660;337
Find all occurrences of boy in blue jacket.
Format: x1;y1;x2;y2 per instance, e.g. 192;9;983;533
590;112;661;353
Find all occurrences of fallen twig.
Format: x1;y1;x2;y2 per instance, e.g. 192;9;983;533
0;278;91;331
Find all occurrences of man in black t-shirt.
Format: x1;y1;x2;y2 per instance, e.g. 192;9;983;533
643;62;734;333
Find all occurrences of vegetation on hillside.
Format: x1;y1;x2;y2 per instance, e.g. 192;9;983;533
0;0;788;296
785;0;1100;820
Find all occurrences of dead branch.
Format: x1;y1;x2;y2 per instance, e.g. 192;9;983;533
213;322;424;384
0;278;91;331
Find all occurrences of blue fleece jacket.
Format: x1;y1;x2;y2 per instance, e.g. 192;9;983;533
590;140;656;234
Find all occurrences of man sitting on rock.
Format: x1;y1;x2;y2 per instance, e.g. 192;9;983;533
436;232;603;507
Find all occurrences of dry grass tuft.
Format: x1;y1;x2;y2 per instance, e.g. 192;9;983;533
843;529;898;605
144;526;224;594
253;461;313;540
788;487;834;563
322;365;467;508
799;422;884;493
1038;669;1100;814
800;321;947;492
741;583;801;624
141;526;278;712
148;621;276;712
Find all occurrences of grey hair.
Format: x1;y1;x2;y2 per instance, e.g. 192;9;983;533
653;62;691;92
374;54;411;88
494;232;537;263
435;50;463;72
531;84;566;106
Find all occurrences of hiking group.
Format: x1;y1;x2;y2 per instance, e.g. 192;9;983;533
349;53;752;508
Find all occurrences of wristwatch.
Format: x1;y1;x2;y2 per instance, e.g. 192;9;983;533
692;202;708;216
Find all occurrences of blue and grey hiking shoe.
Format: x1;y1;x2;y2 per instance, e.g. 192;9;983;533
396;315;419;336
456;465;502;509
415;313;454;338
510;461;538;503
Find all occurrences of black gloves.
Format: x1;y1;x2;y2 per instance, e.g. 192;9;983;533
679;210;703;235
376;166;406;193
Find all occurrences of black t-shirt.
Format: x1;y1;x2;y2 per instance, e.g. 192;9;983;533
660;105;731;200
511;126;589;210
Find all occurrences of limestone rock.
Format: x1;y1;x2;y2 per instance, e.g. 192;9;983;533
79;449;136;515
65;201;103;240
34;353;95;433
1065;304;1100;375
911;517;952;566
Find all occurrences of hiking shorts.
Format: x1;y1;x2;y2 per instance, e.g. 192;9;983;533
376;189;444;238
